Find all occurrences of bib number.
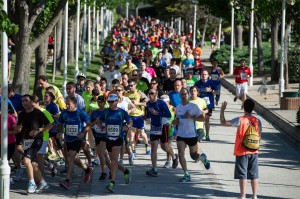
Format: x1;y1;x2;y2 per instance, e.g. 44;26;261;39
150;126;162;135
93;125;106;134
107;125;120;137
211;74;219;81
211;39;216;43
203;97;210;105
240;73;247;80
23;139;35;150
66;125;79;136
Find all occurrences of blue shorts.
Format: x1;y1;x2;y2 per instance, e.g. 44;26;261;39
131;116;144;130
234;154;259;180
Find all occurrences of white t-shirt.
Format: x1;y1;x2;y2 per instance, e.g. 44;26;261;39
176;102;202;138
169;65;180;75
162;53;173;64
117;96;131;111
142;71;152;83
103;70;122;90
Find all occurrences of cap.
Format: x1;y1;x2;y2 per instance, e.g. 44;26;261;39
77;73;86;79
160;95;170;102
92;89;100;96
97;96;105;102
126;56;132;60
186;68;194;73
107;94;118;101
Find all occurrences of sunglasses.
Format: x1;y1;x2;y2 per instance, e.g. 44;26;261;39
151;82;157;85
149;92;156;95
115;89;122;92
97;101;105;103
132;74;138;77
108;101;116;103
128;84;135;87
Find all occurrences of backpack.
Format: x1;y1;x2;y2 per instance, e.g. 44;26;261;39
242;119;260;150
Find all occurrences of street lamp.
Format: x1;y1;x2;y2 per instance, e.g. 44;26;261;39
192;0;197;48
280;0;296;98
249;0;254;86
126;2;129;19
82;3;87;75
229;0;235;74
75;0;80;81
62;1;68;97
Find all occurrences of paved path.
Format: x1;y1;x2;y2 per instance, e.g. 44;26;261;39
9;47;300;199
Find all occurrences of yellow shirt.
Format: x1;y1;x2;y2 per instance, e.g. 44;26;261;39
189;97;207;129
126;91;143;116
42;85;63;99
119;64;138;74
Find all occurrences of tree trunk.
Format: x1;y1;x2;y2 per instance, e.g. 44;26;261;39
284;21;292;89
270;16;279;82
55;12;63;73
33;39;48;95
202;17;208;47
68;15;75;63
235;24;243;49
254;17;264;76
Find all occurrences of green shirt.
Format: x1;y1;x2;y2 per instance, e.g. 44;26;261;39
136;81;148;93
40;108;54;141
82;91;93;108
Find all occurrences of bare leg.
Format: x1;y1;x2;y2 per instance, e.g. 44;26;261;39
239;179;247;198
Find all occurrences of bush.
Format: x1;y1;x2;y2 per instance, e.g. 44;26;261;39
288;46;300;83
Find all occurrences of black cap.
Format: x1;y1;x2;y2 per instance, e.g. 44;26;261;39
92;89;100;96
97;96;105;102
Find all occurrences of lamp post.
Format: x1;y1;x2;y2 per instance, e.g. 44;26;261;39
192;1;197;49
249;0;254;86
75;0;80;81
87;5;91;66
229;1;235;74
82;3;87;75
217;18;222;49
62;1;68;97
92;0;96;58
126;2;129;19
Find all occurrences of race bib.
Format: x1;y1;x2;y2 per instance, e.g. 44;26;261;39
150;126;162;135
203;97;210;105
107;125;120;137
23;139;35;150
211;39;216;43
66;125;79;136
211;74;219;81
240;72;248;80
93;124;105;134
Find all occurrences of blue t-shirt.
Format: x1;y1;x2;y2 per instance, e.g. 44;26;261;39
146;99;171;127
45;101;60;133
58;109;90;142
168;91;182;108
9;93;24;112
100;108;131;139
0;96;16;112
195;79;217;109
90;109;106;137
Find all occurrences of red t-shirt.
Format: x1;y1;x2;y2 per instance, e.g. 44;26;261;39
0;114;16;144
233;66;251;84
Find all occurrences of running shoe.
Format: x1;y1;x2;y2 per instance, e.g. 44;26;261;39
179;173;191;182
84;166;93;183
201;153;211;170
146;168;158;177
118;159;124;165
129;153;134;165
14;168;25;182
99;172;107;180
146;149;151;155
35;182;49;193
172;154;179;169
205;135;211;141
27;182;37;193
59;179;70;190
58;158;65;166
163;161;172;168
234;97;237;102
92;158;100;166
106;182;115;193
124;169;131;184
133;153;137;159
49;162;57;177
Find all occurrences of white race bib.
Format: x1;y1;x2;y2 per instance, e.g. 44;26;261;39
93;124;105;134
107;125;120;137
150;126;162;135
23;139;35;150
240;72;248;80
211;74;219;81
66;125;79;136
211;39;216;43
203;97;210;105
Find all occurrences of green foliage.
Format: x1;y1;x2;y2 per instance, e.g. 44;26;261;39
210;44;272;75
0;9;18;35
288;45;300;82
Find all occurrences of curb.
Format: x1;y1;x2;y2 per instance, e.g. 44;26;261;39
221;78;300;147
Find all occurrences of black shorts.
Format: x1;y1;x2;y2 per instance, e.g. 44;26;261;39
66;140;83;153
24;137;43;161
150;124;169;144
234;154;259;180
49;131;57;138
105;137;124;152
48;44;54;50
95;137;106;145
0;142;16;160
176;136;198;147
15;133;23;146
8;53;12;62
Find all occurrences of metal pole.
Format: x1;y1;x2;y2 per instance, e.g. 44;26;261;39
92;1;96;58
0;0;10;197
52;26;57;83
178;17;181;35
193;4;197;49
96;9;100;51
75;0;80;81
82;3;87;74
87;5;91;66
126;2;129;19
62;1;68;97
229;4;235;74
217;18;222;49
279;0;286;98
101;7;104;44
249;0;254;86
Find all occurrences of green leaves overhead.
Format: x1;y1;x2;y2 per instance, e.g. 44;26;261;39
0;3;18;35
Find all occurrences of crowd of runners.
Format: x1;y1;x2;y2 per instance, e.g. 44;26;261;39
0;15;258;198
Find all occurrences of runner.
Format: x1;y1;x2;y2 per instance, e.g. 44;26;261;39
98;94;132;193
210;59;224;106
58;96;93;190
145;89;179;177
172;88;210;182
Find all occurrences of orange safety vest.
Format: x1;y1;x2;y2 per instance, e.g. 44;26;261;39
234;115;260;156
